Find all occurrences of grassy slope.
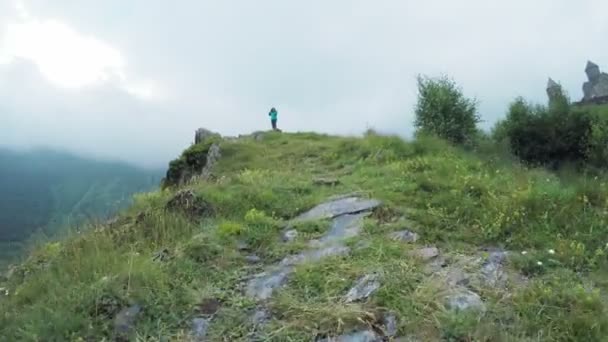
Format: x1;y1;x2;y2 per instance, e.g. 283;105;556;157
1;132;608;341
0;149;161;268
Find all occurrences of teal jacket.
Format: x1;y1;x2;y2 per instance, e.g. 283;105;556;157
269;109;278;121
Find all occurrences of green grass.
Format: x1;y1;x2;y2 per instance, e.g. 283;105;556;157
2;131;608;341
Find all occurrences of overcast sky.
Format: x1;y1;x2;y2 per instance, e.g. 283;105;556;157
1;0;607;168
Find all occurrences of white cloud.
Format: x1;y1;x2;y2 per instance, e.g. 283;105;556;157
1;0;608;168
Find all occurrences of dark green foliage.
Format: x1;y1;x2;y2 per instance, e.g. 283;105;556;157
163;140;217;188
0;149;161;266
494;88;605;168
414;75;480;145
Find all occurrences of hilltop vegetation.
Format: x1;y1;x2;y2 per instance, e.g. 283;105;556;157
0;148;161;267
2;130;608;341
3;74;608;341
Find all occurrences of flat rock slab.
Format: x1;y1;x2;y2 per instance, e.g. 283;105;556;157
295;197;381;222
318;330;382;342
446;289;486;312
344;274;381;303
411;247;439;261
281;245;350;267
384;314;398;337
245;255;262;264
191;318;211;341
114;304;142;336
316;213;369;246
389;230;419;243
246;266;293;300
251;307;271;326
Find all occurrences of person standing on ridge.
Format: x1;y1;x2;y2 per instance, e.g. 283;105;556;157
269;107;278;130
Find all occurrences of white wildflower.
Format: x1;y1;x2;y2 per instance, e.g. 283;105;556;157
521;251;528;255
548;249;555;255
537;261;543;266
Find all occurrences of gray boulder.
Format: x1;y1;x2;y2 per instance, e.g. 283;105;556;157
294;197;381;222
282;229;299;242
113;305;142;337
344;274;381;303
195;128;220;144
389;230;419;243
445;290;486;312
411;247;439;261
318;330;382;342
191;318;211;341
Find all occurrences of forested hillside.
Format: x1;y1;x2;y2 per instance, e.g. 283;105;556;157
0;148;161;265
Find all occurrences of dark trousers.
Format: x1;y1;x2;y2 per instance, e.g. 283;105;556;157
271;119;277;130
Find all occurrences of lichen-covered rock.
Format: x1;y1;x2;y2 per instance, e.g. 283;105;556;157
344;274;381;303
294;197;381;222
411;247;439;261
113;304;142;338
389;230;419;243
246;266;294;300
318;330;382;342
282;229;299;242
191;318;211;341
245;255;262;264
445;290;485;312
583;61;608;101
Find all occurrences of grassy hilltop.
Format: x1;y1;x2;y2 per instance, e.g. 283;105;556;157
1;131;608;341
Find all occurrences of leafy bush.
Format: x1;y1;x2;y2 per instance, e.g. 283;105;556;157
414;75;480;145
494;89;597;168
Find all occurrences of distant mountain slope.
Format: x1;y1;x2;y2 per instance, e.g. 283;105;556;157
0;148;162;262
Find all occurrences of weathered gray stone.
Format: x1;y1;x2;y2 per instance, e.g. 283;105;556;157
547;78;562;101
246;266;293;300
446;290;486;312
480;250;508;288
344;274;381;303
411;247;439;261
583;61;608;101
191;318;211;341
318;330;382;342
282;229;299;242
389;230;419;243
384;314;398;337
317;213;369;246
445;268;471;287
245;255;262;264
424;256;447;274
200;143;221;180
113;304;142;336
295;197;381;222
194;128;219;144
280;245;350;267
251;307;271;326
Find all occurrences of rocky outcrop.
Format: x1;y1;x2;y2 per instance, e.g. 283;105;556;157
195;128;220;144
245;196;381;301
163;128;222;187
583;61;608;101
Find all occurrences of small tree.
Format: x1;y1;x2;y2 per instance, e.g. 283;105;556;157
414;75;480;145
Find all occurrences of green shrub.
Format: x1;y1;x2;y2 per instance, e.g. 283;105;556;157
414;75;480;145
494;90;594;168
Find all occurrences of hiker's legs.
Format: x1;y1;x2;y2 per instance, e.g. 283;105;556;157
271;120;277;130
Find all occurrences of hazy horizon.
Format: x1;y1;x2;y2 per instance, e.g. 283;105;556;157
1;0;607;168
